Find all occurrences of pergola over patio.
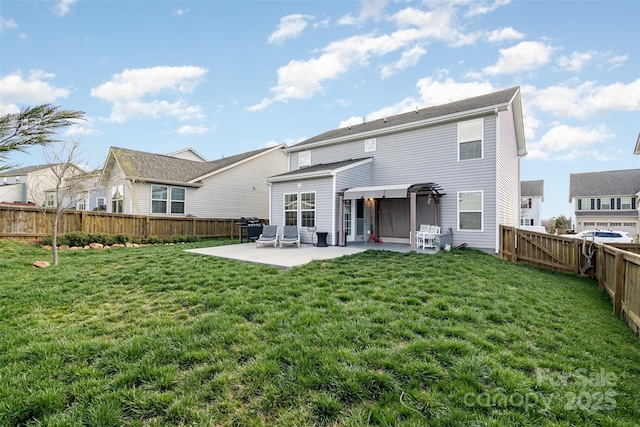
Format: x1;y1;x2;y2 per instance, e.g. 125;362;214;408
338;183;446;251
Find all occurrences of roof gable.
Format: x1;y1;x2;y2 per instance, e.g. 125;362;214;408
101;145;284;186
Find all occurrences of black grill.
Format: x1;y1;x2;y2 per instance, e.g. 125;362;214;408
239;217;264;242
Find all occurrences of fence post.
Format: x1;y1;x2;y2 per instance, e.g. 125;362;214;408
597;246;605;293
573;241;581;275
613;251;624;316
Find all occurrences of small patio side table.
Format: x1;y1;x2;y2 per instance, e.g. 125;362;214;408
316;232;328;247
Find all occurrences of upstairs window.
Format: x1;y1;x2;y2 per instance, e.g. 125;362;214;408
299;151;311;168
111;185;123;213
364;138;377;152
521;198;532;209
458;119;483;161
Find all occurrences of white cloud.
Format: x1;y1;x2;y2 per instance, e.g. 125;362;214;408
337;13;358;26
0;70;70;114
526;124;615;160
174;7;190;17
607;54;628;70
529;80;640;120
416;78;496;106
482;41;557;75
249;5;460;111
90;66;207;122
486;27;525;43
0;17;18;33
557;51;595;72
268;14;312;45
176;125;207;135
464;0;512;18
380;46;427;78
261;140;281;148
53;0;77;17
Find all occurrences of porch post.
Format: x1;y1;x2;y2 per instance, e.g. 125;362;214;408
338;194;344;246
410;191;417;252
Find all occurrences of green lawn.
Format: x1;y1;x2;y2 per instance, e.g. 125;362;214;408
1;239;639;426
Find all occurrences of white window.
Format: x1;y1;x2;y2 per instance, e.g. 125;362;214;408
364;138;376;152
46;194;55;208
152;185;186;215
600;198;610;210
621;197;632;210
458;119;483;161
299;151;311;168
521;198;531;209
300;192;316;227
171;188;186;214
284;193;298;225
77;200;86;211
111;185;123;213
458;191;483;231
97;198;105;210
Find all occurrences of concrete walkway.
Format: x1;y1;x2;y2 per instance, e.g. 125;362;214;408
186;241;435;268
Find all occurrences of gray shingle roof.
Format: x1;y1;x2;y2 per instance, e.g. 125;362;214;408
291;86;520;148
2;164;57;176
521;180;544;199
268;158;371;180
569;169;640;200
108;146;277;184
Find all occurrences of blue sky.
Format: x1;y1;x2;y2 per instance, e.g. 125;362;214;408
1;0;638;220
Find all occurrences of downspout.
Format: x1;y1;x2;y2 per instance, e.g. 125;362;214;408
494;107;501;254
410;191;417;252
331;174;337;245
266;182;272;224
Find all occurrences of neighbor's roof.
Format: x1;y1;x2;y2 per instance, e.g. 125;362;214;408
103;145;283;186
521;180;544;200
289;86;524;152
635;132;640;155
568;169;640;201
1;164;56;176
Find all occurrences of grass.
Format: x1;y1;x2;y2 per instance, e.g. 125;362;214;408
0;239;639;426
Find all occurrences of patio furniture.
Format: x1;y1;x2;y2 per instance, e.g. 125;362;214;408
421;225;441;249
256;225;278;248
416;224;430;248
315;231;328;247
280;225;301;248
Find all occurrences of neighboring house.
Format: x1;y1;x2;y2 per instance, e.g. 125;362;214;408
569;169;640;239
265;87;526;252
50;169;107;211
520;180;544;227
0;164;83;206
100;145;288;218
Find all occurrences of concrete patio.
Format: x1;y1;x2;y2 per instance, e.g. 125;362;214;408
186;241;437;268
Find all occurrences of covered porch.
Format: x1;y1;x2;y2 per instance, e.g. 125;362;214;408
337;183;449;252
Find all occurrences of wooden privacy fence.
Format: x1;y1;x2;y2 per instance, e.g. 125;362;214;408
0;205;244;242
500;225;640;337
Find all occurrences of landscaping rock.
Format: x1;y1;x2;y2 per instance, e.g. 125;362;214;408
89;242;104;249
59;245;70;250
33;261;50;268
42;245;52;251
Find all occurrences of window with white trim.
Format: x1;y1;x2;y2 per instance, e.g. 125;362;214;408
521;198;531;209
284;193;298;225
458;191;483;231
300;192;316;227
621;197;632;210
299;151;311;168
152;185;186;215
364;138;376;152
458;119;483;161
111;185;123;213
46;194;55;208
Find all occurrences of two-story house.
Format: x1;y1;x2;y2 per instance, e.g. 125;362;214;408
266;87;526;253
100;145;288;218
0;164;84;206
520;180;544;228
569;169;640;239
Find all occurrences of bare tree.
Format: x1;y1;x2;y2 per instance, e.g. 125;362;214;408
31;141;86;266
0;104;85;171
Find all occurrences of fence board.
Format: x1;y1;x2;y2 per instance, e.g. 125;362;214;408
0;205;252;242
